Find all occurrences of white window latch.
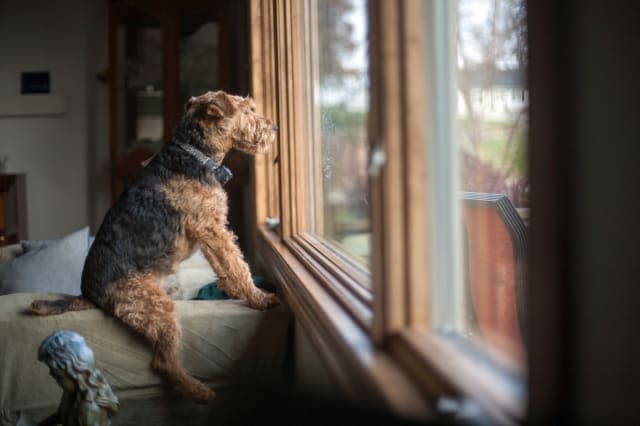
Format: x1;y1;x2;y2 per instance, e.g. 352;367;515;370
367;144;386;177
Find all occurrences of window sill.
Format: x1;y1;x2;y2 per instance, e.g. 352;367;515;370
255;227;432;419
389;329;526;424
256;227;525;425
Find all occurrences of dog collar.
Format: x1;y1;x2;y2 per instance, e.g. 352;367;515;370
175;142;233;186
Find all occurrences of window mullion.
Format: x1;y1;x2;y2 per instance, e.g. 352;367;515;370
274;0;293;239
399;0;429;328
370;0;408;342
371;0;430;342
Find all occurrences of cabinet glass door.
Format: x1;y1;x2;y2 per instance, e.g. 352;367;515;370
115;12;163;189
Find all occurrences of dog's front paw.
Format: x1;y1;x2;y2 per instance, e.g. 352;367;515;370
264;292;281;308
247;291;281;310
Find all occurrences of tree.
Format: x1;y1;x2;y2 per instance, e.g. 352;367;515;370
317;0;361;85
457;0;529;207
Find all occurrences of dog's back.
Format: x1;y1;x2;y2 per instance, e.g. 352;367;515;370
81;161;183;306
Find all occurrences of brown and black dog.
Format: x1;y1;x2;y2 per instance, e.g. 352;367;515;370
28;91;280;402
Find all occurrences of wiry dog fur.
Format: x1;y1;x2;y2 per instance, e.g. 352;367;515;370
28;91;279;403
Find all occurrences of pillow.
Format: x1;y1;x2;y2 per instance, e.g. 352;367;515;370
22;232;95;254
0;227;89;296
163;250;217;300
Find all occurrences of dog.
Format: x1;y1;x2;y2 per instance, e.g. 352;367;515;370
28;91;280;403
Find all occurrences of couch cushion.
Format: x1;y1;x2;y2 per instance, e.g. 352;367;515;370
21;232;95;253
0;227;89;296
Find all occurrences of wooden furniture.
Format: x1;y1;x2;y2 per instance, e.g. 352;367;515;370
107;0;232;199
461;192;528;359
0;174;27;246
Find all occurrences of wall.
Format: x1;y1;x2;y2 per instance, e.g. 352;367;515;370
294;321;338;398
0;0;109;239
528;0;640;422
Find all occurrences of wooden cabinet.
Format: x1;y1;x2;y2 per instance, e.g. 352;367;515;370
106;1;253;258
0;174;27;246
108;0;232;199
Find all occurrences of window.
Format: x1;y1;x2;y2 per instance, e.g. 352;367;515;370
425;0;529;368
250;0;528;422
454;0;529;362
307;0;371;267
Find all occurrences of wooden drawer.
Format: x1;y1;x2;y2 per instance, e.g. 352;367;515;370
0;174;27;246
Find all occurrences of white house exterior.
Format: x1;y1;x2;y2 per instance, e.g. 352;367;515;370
457;68;528;121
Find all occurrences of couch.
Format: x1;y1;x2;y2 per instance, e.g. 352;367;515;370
0;228;289;425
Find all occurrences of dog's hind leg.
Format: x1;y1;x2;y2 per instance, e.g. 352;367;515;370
105;273;215;403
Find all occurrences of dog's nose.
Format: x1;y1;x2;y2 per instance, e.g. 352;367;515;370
273;124;279;133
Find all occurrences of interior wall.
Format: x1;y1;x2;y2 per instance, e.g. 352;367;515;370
528;0;640;422
294;321;338;398
571;1;639;421
85;0;112;233
0;0;109;239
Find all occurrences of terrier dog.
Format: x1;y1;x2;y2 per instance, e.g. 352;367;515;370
28;91;280;402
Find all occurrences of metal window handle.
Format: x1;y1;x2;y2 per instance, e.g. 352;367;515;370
436;397;485;422
265;217;280;231
367;145;386;177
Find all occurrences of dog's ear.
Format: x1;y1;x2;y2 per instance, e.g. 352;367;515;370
206;92;236;118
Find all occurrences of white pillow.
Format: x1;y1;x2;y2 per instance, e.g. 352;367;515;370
162;250;217;300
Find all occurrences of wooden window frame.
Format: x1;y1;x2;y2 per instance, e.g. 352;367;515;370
252;0;377;332
249;0;526;423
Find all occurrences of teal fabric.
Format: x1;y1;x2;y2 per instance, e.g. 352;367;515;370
195;275;266;300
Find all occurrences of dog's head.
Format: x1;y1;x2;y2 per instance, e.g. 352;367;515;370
186;91;277;157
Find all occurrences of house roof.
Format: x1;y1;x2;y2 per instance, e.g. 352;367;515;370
459;66;526;89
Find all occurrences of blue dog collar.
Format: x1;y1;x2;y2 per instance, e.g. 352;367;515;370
212;163;233;186
175;142;233;186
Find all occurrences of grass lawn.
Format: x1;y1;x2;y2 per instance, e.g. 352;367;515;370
459;118;528;180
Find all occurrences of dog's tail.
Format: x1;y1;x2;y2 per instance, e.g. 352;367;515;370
27;295;95;316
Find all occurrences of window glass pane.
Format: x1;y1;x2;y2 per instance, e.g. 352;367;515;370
310;0;370;267
456;0;529;362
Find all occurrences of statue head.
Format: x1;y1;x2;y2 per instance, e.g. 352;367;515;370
39;330;95;382
38;330;119;415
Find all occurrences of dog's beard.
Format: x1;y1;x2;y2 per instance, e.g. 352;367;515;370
232;130;275;155
233;138;272;155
